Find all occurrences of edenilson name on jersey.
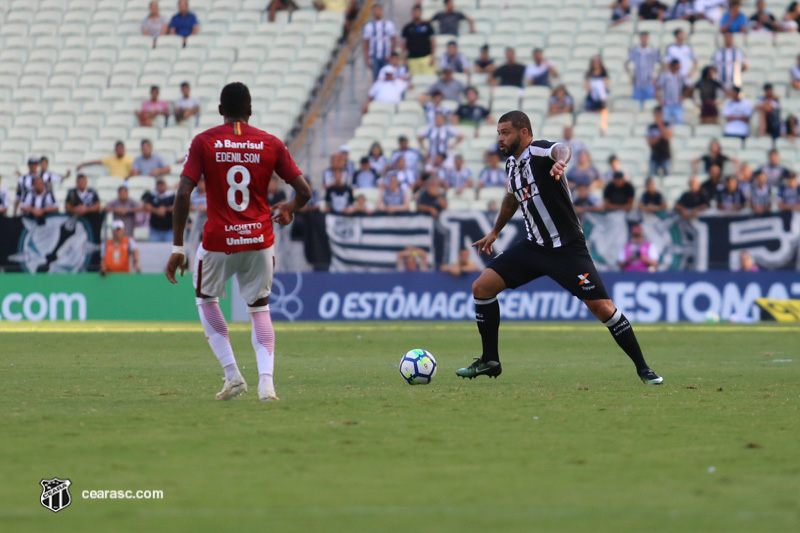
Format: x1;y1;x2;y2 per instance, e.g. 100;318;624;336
215;152;261;163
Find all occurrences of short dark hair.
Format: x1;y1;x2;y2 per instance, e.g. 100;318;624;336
447;40;457;47
150;85;159;92
141;139;151;146
613;171;625;180
360;156;369;164
181;81;190;88
219;82;251;118
39;156;48;162
114;140;124;148
498;110;532;134
608;154;618;164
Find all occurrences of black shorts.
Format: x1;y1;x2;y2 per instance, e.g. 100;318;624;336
487;238;610;301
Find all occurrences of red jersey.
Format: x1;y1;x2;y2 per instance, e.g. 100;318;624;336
181;122;301;253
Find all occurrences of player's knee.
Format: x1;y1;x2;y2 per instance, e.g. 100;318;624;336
472;278;496;300
586;299;615;321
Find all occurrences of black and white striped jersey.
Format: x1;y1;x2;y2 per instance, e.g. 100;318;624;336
505;140;584;248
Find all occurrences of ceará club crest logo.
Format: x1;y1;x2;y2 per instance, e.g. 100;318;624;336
40;477;72;513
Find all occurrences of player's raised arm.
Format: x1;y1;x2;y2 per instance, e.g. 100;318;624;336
473;192;519;255
166;176;196;283
549;143;572;180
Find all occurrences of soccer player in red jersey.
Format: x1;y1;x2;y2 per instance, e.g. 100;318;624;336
166;82;312;401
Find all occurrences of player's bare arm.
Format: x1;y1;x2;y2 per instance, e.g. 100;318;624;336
165;176;196;283
271;175;313;226
473;192;519;255
549;143;571;180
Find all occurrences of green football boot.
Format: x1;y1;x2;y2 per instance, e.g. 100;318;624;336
456;358;502;379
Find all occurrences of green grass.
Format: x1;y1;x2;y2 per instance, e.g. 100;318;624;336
1;321;799;533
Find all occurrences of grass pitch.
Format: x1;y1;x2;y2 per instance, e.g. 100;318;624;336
1;321;799;533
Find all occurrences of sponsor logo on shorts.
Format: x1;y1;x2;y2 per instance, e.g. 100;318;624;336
578;273;595;291
226;234;265;246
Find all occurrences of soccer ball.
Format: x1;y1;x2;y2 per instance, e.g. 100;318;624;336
399;349;437;385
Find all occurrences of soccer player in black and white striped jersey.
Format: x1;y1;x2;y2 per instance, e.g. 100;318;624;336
456;111;663;385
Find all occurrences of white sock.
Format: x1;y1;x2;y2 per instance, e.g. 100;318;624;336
259;373;274;391
198;299;239;381
249;305;275;389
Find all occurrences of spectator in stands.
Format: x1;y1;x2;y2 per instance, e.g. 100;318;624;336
174;82;200;125
104;186;141;237
142;178;175;242
692;139;737;174
187;178;207;262
713;32;748;92
78;141;133;179
19;176;57;223
39;156;69;186
585;55;610;131
627;32;660;107
792;54;800;90
491;47;526;88
476;151;505;194
720;0;748;33
618;224;659;272
782;2;800;31
423;153;448;184
440;41;470;74
675;176;709;219
777;173;800;211
695;0;728;24
427;67;464;101
14;156;41;215
349;194;373;215
756;83;782;140
142;1;168;40
416;178;448;219
639;0;667;20
64;174;100;216
323;148;355;187
389;136;422;175
786;115;798;139
656;59;686;125
604;172;635;211
135;86;169;127
432;0;475;36
100;220;141;274
717;175;746;212
368;142;387;176
693;65;724;124
547;85;573;117
363;3;396;81
397;247;429;271
722;86;753;144
665;0;697;22
385;156;417;192
758;149;793;186
378;175;411;212
420;90;451;125
647;106;672;177
737;162;754;198
566;151;601;192
664;29;697;81
749;0;778;32
610;0;632;26
266;0;297;22
131;139;171;179
750;171;772;214
169;0;198;44
440;248;481;276
474;45;495;74
442;155;473;195
454;86;491;127
379;51;410;81
324;169;355;214
603;154;629;183
639;177;667;212
365;67;408;111
402;5;436;76
354;157;379;189
524;48;558;87
572;184;601;215
562;126;587;158
699;164;724;202
0;175;8;216
419;113;463;161
737;251;759;272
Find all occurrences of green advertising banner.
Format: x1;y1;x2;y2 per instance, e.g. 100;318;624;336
0;274;230;322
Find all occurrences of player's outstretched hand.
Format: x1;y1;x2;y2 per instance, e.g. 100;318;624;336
550;161;567;180
271;201;294;226
165;253;186;284
473;231;498;255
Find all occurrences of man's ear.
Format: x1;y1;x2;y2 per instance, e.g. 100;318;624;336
218;105;224;117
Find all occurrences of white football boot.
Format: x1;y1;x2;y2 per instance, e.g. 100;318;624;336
215;372;248;400
258;383;280;402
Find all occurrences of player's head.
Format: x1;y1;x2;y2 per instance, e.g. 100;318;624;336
27;156;39;172
32;175;45;193
114;141;125;157
117;185;129;201
141;139;152;157
180;81;191;97
150;85;160;100
219;82;252;121
496;111;532;158
76;173;87;190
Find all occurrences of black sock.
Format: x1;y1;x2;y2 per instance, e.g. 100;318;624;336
604;309;649;373
475;297;500;363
